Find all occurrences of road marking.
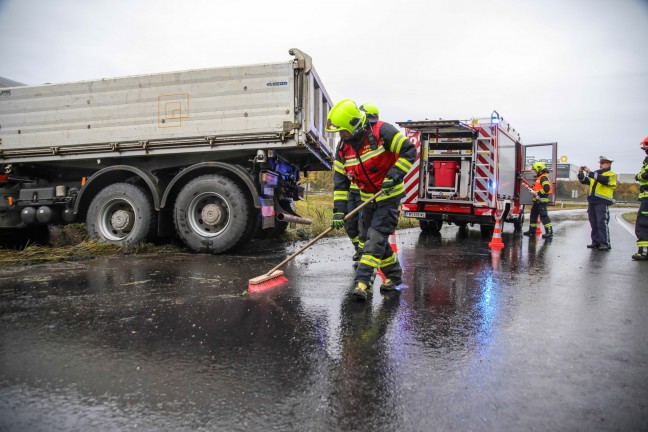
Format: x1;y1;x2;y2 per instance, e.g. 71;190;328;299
615;213;637;240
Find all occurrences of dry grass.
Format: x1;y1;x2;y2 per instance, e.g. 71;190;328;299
289;193;418;241
0;239;185;266
0;223;185;266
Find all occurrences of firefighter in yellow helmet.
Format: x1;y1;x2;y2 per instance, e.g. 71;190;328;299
632;136;648;260
523;161;554;238
327;99;416;301
578;156;617;251
342;103;381;263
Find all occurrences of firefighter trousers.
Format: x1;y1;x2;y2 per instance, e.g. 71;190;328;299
355;196;402;285
587;202;611;246
529;201;551;229
344;190;364;250
635;198;648;250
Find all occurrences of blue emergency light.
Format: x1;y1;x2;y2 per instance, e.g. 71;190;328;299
491;110;500;125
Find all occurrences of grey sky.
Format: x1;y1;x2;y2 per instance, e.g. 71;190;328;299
1;0;647;174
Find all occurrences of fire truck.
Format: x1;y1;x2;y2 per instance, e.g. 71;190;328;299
396;113;557;236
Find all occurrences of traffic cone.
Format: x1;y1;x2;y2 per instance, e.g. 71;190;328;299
535;216;542;235
388;232;398;253
488;215;505;249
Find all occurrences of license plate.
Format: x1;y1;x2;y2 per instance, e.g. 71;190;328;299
404;212;426;218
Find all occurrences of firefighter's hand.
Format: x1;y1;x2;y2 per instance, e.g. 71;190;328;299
331;213;345;230
381;177;396;194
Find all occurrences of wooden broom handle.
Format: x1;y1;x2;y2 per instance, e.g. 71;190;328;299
266;190;384;274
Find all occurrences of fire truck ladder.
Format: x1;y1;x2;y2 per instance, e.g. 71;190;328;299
473;136;496;208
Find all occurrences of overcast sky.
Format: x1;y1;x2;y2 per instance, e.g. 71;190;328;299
1;0;647;173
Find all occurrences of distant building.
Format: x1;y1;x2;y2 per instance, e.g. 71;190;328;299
557;163;579;180
617;173;637;183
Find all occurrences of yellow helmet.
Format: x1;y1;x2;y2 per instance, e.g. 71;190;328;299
359;102;379;118
326;99;366;135
533;161;546;172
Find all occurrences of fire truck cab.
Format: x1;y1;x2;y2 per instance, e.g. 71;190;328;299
397;113;557;237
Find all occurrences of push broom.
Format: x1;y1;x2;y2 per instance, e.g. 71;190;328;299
248;190;384;292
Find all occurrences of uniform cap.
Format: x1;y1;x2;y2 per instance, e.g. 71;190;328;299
599;156;613;163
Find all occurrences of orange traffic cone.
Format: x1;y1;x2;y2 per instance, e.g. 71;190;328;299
535;216;542;235
388;232;398;253
488;215;505;249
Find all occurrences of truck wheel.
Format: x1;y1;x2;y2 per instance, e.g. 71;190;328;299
420;220;443;234
86;183;155;246
173;174;253;254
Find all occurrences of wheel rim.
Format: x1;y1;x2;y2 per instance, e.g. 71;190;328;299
187;192;230;237
98;198;136;241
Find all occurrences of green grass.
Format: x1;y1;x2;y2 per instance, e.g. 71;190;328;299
622;212;637;224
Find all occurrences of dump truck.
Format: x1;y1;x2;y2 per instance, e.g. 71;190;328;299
0;49;335;253
396;113;557;236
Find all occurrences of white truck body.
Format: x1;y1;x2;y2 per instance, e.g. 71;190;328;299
0;49;335;253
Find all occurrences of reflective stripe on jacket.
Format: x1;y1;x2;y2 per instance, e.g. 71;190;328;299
333;121;416;214
636;157;648;200
579;168;616;204
533;172;553;203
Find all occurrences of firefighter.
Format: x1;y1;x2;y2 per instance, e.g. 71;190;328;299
344;103;381;262
632;136;648;261
523;162;554;239
326;99;416;301
578;156;617;251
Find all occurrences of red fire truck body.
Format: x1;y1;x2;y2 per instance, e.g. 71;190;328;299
397;114;557;236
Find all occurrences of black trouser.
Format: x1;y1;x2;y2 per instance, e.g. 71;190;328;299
587;202;611;246
528;201;551;230
355;196;402;285
344;190;363;250
635;198;648;250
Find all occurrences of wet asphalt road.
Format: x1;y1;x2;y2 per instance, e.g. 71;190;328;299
1;209;647;431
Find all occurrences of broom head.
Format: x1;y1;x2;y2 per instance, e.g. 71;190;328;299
248;270;288;292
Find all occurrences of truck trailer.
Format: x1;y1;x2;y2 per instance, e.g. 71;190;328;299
397;113;557;236
0;49;335;253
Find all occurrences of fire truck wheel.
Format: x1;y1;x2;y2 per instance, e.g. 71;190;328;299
173;174;254;254
86;183;155;246
420;220;443;234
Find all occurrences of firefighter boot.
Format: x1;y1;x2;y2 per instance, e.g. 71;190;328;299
542;227;553;239
352;281;369;301
523;227;535;236
632;247;648;261
379;278;402;292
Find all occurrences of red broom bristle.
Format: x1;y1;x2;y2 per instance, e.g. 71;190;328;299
248;274;288;293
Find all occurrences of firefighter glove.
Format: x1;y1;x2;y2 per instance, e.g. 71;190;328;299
331;212;345;230
381;177;396;194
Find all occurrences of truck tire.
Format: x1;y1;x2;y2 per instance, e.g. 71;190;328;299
173;174;253;254
86;183;155;246
420;220;443;234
